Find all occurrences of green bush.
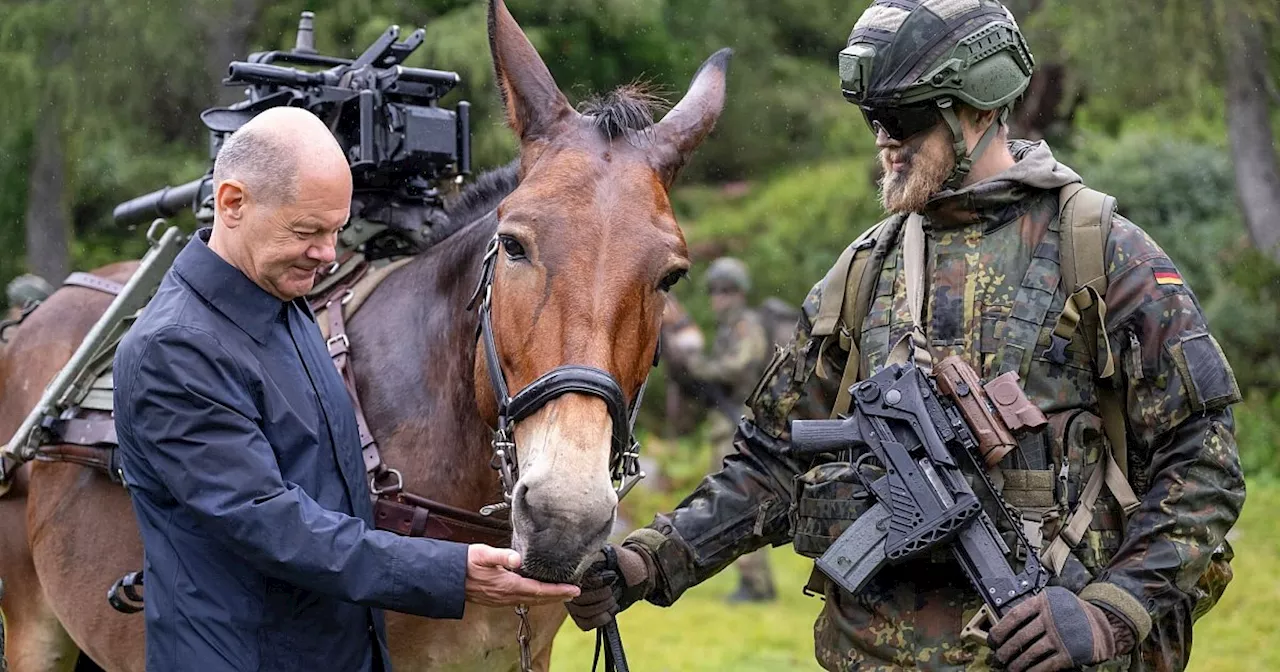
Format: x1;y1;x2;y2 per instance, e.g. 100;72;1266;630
675;156;883;307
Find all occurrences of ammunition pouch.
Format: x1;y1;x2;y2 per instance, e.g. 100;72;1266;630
998;468;1059;558
791;461;880;559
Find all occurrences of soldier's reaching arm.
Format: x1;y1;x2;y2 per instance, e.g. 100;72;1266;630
683;314;770;386
1077;217;1246;655
623;283;844;605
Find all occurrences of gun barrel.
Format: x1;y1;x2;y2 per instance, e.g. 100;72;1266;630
112;178;207;226
393;65;461;88
226;61;330;88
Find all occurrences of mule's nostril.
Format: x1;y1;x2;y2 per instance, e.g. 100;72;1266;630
512;481;547;531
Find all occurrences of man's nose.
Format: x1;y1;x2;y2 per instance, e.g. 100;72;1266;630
875;125;899;149
308;239;337;265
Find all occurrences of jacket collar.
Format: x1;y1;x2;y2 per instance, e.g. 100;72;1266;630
173;228;288;344
920;140;1082;231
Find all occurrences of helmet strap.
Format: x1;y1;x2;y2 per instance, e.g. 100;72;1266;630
938;101;1008;189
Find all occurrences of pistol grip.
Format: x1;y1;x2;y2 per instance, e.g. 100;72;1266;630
815;501;891;596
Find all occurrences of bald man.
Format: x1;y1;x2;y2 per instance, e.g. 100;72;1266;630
113;108;577;671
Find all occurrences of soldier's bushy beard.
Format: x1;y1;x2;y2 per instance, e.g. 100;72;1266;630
878;126;955;214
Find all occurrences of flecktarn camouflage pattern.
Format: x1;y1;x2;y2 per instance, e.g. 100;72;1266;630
623;140;1244;671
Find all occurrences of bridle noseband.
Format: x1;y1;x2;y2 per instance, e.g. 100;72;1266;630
467;236;652;515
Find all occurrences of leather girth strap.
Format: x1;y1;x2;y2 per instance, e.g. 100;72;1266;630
62;272;126;296
319;267;512;548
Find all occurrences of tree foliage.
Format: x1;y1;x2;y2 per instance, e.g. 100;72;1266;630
1;1;1277;432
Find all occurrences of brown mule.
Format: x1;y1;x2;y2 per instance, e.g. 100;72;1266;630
0;1;729;669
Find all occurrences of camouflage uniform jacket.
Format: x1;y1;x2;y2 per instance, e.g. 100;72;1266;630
624;141;1245;671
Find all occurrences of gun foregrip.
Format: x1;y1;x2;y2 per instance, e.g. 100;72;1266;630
789;418;859;455
815;501;891;596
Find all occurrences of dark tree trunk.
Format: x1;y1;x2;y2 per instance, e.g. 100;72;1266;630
1223;4;1280;260
1008;62;1080;142
23;100;71;285
199;0;264;107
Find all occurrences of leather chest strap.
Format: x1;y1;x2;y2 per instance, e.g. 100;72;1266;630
324;278;384;476
319;271;512;548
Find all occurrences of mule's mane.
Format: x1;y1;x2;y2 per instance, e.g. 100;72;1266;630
434;82;668;237
439;160;520;238
578;83;670;140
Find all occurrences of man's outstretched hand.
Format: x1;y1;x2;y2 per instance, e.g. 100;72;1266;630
464;544;580;607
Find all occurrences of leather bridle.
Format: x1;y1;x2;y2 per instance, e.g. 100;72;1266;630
466;235;652;516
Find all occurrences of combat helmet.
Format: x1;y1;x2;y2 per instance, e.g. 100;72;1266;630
840;0;1035;187
705;257;750;294
6;274;54;308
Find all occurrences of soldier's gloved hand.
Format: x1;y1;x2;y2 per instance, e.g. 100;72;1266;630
989;586;1136;672
565;543;654;631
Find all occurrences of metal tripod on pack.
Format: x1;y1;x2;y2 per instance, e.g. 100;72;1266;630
0;221;186;495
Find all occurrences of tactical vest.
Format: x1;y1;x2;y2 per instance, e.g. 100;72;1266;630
796;183;1235;636
807;184;1138;579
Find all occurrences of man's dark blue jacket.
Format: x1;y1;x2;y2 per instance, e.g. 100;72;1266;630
114;230;468;671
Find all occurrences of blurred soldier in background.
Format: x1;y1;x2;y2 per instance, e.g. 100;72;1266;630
662;257;777;603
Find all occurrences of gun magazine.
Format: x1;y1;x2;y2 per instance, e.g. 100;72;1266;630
815;501;892;596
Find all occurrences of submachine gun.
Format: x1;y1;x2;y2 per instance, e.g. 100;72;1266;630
788;356;1052;642
112;11;473;260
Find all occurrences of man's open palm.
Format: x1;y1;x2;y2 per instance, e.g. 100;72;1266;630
464;544;580;607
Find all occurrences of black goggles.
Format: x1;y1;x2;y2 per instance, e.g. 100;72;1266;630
859;103;941;141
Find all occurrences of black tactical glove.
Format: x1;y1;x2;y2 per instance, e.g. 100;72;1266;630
565;543;655;631
989;586;1136;672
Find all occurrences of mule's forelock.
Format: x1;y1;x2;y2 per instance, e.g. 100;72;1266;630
578;84;671;140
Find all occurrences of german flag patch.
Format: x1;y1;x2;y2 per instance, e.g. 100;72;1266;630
1154;269;1184;286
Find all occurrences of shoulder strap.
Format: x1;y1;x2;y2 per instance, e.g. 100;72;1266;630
1040;183;1141;575
1055;183;1125;470
811;220;887;338
1058;183;1115;297
818;216;905;419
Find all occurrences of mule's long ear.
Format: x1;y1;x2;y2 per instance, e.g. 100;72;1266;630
651;48;733;188
488;0;574;141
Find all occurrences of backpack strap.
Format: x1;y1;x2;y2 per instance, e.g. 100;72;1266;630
811;215;904;419
1053;184;1123;466
1040;183;1141;575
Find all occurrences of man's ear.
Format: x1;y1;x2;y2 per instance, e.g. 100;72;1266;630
215;179;248;228
959;106;997;133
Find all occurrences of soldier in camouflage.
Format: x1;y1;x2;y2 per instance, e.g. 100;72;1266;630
663;257;778;602
567;2;1245;670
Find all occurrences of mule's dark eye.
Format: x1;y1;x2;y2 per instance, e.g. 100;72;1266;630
658;269;687;292
500;235;527;261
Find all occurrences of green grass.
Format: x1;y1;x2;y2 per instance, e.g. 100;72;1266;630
550;469;1280;671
